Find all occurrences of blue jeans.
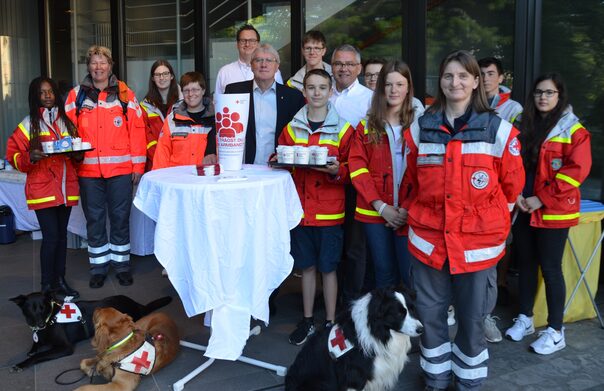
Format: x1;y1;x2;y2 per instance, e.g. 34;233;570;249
363;223;410;288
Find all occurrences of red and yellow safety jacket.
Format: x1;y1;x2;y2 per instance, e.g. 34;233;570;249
278;103;353;226
140;99;172;172
490;86;523;124
152;100;216;170
5;108;79;210
400;110;525;274
65;74;146;178
529;109;591;228
349;119;413;223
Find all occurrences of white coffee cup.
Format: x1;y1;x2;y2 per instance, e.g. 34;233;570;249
81;141;92;150
276;145;285;163
281;146;295;164
294;146;310;165
41;141;54;153
308;146;320;165
72;138;82;150
315;147;328;165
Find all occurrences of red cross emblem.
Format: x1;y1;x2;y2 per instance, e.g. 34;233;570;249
131;351;151;373
60;304;76;319
330;327;347;350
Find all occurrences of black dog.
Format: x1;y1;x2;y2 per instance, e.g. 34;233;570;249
285;287;423;391
9;292;172;372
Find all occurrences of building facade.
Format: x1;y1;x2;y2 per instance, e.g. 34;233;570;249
1;0;602;198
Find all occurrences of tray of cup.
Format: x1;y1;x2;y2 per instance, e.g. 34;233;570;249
45;148;95;155
269;161;330;169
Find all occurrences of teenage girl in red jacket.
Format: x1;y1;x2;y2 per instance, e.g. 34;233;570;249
6;77;81;297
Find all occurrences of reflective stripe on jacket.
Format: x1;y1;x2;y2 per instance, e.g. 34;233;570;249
65;75;146;178
530;109;591;228
5;108;79;210
490;86;523;124
152;100;216;170
278;103;353;226
400;110;525;274
140;99;169;172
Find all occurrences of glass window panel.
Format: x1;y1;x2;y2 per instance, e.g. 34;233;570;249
541;1;604;199
305;0;403;66
426;0;515;103
125;0;195;99
0;0;40;154
208;0;291;94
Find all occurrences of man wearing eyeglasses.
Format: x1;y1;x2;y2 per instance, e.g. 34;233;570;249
330;44;373;128
328;44;373;306
224;44;305;165
287;30;333;92
215;24;283;94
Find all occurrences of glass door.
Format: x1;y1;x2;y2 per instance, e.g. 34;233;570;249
207;0;293;94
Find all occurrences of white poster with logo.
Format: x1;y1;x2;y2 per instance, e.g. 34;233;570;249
214;93;250;171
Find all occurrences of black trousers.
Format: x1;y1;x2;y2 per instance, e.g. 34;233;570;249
35;205;72;286
513;212;569;330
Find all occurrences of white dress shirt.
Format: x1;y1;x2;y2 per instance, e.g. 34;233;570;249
252;80;277;165
215;59;283;94
329;79;373;128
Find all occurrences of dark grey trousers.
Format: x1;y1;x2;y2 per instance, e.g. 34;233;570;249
410;256;497;390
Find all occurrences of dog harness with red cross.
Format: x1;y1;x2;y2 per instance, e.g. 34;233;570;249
327;323;354;359
54;296;83;324
108;332;156;376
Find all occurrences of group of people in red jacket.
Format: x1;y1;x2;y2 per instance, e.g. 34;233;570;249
5;38;592;391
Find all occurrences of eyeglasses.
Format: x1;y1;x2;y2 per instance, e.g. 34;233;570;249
303;46;324;53
364;72;380;80
252;58;277;64
333;62;359;69
153;71;171;79
533;89;558;98
182;87;203;95
238;38;259;45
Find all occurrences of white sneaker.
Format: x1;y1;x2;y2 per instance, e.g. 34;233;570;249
484;314;502;343
505;314;535;341
530;327;566;355
447;305;456;326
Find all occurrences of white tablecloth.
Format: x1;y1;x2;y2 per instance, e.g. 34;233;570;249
133;164;302;360
0;170;155;256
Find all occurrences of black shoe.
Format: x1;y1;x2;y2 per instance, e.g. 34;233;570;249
54;277;80;299
289;318;315;346
116;271;133;286
89;274;106;289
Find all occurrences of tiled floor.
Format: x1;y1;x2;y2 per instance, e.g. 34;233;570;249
2;233;604;390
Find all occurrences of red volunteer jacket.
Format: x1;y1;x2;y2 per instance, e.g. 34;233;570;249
400;110;525;274
529;109;591;228
140;99;171;172
5;108;79;210
349;119;409;223
278;104;353;226
65;74;146;178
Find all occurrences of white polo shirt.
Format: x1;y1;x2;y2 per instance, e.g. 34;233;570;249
329;79;373;128
215;59;283;94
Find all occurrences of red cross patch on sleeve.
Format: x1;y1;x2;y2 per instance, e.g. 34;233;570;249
327;324;354;359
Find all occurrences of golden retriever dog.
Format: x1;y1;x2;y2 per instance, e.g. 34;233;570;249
75;307;180;391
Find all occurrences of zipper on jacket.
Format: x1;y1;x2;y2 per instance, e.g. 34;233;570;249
383;173;388;193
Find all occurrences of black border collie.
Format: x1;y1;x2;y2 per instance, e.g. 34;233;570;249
285;287;423;391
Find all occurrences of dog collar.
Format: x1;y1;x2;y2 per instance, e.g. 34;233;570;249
30;300;62;342
114;334;156;376
328;323;354;360
107;331;135;352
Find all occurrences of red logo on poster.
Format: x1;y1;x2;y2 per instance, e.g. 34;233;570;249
216;107;244;138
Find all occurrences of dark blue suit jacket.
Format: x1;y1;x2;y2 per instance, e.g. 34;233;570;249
224;80;305;164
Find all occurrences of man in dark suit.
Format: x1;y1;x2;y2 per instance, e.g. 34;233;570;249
224;44;305;164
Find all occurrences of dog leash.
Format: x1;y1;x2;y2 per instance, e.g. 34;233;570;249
54;368;89;385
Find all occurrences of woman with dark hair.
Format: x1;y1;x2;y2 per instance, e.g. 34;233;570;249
6;76;81;297
349;60;423;288
141;59;181;171
505;73;591;355
399;50;524;390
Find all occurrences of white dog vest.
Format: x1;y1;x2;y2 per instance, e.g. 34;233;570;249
328;323;354;359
